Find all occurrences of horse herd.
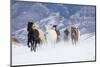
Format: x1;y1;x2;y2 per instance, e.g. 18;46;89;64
27;22;80;52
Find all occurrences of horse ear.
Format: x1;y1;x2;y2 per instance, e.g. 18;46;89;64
53;25;57;28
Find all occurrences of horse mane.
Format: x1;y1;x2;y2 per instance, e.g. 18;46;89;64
71;27;77;35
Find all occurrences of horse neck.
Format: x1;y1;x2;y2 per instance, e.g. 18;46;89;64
32;25;38;29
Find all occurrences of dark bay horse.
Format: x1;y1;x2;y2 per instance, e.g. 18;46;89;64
27;22;40;52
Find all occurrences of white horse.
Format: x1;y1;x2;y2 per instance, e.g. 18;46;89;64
45;24;57;44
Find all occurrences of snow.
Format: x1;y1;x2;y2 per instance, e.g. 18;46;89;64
12;33;95;66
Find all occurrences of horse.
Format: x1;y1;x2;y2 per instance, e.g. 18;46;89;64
71;27;80;45
45;24;57;44
32;23;46;45
64;28;70;41
27;22;40;52
27;22;33;48
52;25;60;42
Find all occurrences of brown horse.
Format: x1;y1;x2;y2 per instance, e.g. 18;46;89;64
71;27;80;45
27;22;40;52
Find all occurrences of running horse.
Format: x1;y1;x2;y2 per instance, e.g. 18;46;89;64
45;24;57;44
27;22;40;52
52;25;60;42
71;27;80;45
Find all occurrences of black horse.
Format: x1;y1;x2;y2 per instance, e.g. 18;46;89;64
27;22;33;48
27;22;40;52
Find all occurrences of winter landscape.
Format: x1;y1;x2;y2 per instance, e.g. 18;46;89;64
11;0;96;66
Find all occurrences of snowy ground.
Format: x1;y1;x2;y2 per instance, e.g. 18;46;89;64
12;34;95;66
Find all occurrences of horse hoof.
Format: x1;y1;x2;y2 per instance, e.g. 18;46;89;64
28;46;30;48
31;50;32;52
34;49;36;52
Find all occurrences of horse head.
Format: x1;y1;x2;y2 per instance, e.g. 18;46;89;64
27;22;33;32
52;25;57;30
32;23;39;30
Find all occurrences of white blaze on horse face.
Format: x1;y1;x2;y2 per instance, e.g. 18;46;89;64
32;23;38;29
52;26;56;30
32;23;35;29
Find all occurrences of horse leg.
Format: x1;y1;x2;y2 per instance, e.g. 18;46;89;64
73;39;75;45
32;41;36;52
27;40;30;48
34;40;38;52
72;37;74;45
30;41;33;51
38;39;41;46
30;45;32;51
74;36;78;46
74;39;76;45
72;38;76;45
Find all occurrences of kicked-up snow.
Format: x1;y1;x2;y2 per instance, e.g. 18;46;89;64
12;34;95;66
